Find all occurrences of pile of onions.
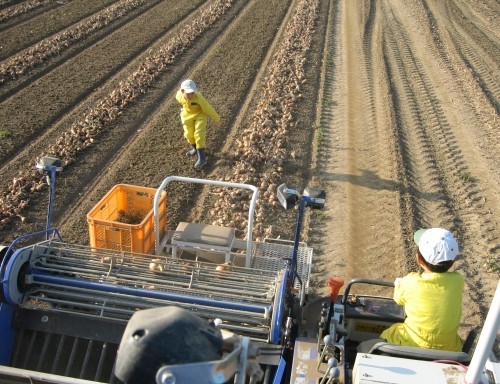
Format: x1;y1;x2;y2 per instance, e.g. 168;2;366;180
208;0;319;241
0;0;55;23
0;0;147;85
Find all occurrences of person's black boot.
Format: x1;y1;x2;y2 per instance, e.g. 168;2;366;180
186;144;197;157
195;148;206;168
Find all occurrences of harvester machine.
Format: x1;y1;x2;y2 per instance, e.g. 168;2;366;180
0;166;498;384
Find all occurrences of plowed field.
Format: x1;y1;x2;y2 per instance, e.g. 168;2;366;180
1;0;499;347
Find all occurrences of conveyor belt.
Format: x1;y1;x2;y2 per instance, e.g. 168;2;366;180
5;242;285;341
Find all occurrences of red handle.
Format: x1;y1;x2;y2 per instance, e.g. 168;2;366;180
328;277;344;302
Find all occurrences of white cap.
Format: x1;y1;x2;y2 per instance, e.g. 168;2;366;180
180;79;197;93
413;228;459;265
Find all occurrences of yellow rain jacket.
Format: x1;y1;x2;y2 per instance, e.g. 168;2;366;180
380;271;464;352
176;90;220;148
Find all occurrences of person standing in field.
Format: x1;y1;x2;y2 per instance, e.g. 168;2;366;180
176;79;221;168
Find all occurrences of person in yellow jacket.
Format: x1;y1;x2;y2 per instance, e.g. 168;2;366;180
176;79;220;168
358;228;464;353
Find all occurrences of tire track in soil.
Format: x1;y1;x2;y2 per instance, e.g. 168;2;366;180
342;0;405;284
404;0;500;295
310;0;498;330
308;0;347;297
54;0;293;244
0;0;207;164
383;5;453;267
417;0;500;180
456;0;500;42
445;0;500;116
309;0;406;299
435;0;500;114
360;1;409;284
383;2;493;327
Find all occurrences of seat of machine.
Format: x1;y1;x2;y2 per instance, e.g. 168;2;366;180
171;222;236;261
359;327;480;364
174;222;235;247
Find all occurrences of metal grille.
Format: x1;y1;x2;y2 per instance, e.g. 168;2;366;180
251;239;313;294
10;328;117;382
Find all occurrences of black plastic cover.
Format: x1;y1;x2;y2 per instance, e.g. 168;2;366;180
114;306;223;383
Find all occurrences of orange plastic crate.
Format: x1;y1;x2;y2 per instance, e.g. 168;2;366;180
87;184;166;254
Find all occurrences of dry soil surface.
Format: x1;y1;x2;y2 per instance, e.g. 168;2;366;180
0;0;499;348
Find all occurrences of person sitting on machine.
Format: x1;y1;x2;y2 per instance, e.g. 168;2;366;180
358;227;464;353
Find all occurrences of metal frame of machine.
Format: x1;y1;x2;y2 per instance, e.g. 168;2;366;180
0;166;498;384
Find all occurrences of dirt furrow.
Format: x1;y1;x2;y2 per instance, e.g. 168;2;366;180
0;0;118;58
52;0;294;245
187;0;323;243
344;1;405;283
0;0;207;163
0;0;19;12
2;2;242;240
0;0;165;91
0;0;61;25
307;0;346;297
189;0;303;237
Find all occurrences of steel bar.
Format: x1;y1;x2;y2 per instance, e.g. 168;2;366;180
51;334;66;374
23;331;37;369
64;338;79;377
80;340;93;379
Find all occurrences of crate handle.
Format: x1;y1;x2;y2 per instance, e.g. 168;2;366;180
99;203;109;212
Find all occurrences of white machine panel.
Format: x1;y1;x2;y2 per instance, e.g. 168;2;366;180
353;353;467;384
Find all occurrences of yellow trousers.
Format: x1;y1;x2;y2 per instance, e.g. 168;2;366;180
181;112;207;149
